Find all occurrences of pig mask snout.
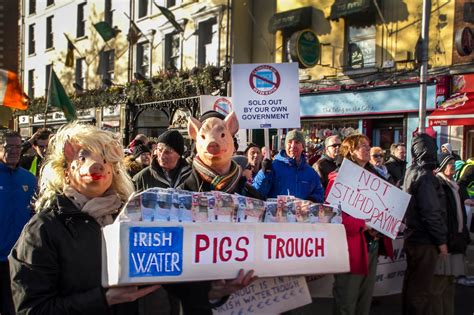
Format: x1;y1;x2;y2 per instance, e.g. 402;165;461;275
86;161;105;176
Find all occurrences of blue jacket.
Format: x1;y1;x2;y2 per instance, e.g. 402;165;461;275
0;162;36;261
252;150;324;202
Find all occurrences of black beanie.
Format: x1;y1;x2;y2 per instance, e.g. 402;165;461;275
436;153;455;173
158;130;184;156
133;144;151;159
199;110;225;122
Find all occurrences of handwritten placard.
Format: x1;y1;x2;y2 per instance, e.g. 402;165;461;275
214;276;311;315
326;159;411;239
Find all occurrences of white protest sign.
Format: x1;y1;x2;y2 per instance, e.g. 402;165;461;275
307;236;407;297
231;63;300;129
214;276;311;315
325;159;411;239
102;221;349;286
199;95;247;151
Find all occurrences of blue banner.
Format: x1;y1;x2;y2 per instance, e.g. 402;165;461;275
129;226;183;277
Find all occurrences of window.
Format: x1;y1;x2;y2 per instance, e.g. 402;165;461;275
29;0;36;14
105;0;113;26
45;64;52;90
28;24;35;55
100;50;115;81
197;18;217;66
28;69;35;98
46;16;54;49
138;0;148;18
136;42;150;77
167;0;176;7
47;0;54;6
77;3;86;37
75;58;85;89
346;19;376;69
165;32;180;69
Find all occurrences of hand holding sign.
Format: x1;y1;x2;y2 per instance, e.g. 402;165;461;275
208;269;258;300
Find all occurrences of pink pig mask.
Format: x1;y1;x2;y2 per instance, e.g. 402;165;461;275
188;111;239;175
64;140;114;199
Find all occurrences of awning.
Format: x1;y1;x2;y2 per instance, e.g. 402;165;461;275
330;0;373;20
428;92;474;126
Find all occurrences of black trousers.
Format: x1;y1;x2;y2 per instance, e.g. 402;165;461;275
0;261;15;315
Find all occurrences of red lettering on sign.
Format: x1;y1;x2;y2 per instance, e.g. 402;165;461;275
315;238;324;257
264;234;276;258
264;234;326;259
219;237;232;262
305;238;313;256
276;238;285;258
195;234;210;263
235;237;249;262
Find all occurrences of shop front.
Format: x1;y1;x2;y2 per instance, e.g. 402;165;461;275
300;84;437;161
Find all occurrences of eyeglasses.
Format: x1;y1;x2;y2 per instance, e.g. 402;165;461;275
328;143;341;148
371;154;383;158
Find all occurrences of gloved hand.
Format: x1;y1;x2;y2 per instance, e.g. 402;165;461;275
262;158;273;173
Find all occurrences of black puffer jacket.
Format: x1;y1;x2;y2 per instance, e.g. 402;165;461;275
9;196;214;315
403;134;447;246
133;158;191;192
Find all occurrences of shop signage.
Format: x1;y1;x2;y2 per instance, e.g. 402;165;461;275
330;0;372;20
455;26;473;56
231;63;300;129
289;29;320;69
18;115;30;125
326;159;411;239
300;84;436;117
349;43;364;68
268;7;312;34
102;105;120;118
33;108;96;123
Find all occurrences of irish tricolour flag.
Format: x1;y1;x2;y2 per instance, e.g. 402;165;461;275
0;69;27;110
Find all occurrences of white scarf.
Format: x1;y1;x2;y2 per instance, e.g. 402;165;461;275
436;172;464;233
63;185;122;227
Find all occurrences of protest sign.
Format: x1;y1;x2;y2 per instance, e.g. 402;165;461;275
308;237;406;297
214;276;311;315
325;159;411;239
231;63;300;129
102;221;349;286
199;95;247;151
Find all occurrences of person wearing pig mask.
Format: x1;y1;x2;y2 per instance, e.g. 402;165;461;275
8;123;161;314
180;110;262;199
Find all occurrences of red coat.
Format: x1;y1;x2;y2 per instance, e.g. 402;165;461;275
326;170;394;275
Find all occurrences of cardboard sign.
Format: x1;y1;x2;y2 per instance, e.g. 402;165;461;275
199;95;247;151
214;276;311;315
308;237;407;297
325;159;411;239
102;221;349;286
231;63;300;129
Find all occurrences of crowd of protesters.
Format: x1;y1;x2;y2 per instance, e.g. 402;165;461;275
0;116;473;315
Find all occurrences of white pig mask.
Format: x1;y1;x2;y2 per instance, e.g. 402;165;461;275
188;111;239;175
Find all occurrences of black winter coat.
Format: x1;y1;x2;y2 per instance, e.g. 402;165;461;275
385;155;407;187
9;195;214;315
403;134;447;246
133;158;191;192
313;155;338;189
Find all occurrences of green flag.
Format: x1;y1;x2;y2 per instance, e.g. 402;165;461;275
48;70;77;122
155;4;184;33
93;21;120;42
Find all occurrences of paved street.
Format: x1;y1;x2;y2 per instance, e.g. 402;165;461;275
290;235;474;315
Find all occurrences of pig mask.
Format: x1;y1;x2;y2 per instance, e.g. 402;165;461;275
64;140;114;199
188;112;239;175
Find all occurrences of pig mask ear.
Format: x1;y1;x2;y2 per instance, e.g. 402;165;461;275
224;111;239;136
64;140;79;163
188;116;202;140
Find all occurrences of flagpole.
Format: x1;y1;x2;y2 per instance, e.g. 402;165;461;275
44;64;53;128
64;33;85;59
123;12;151;43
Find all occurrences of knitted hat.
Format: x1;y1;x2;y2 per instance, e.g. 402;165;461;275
436;153;455;173
441;143;453;154
199;110;225;123
133;144;151;159
285;130;305;145
157;130;184;156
